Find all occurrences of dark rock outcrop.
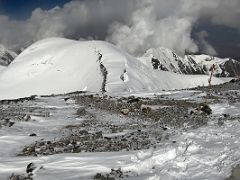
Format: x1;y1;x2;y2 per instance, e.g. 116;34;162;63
0;45;17;66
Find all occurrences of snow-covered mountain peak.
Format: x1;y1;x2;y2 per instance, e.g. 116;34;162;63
186;54;228;65
145;47;184;65
139;46;240;77
185;54;240;77
139;46;202;74
0;38;228;100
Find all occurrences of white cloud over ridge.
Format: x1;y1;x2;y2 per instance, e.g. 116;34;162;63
0;0;239;56
196;30;217;56
107;0;198;56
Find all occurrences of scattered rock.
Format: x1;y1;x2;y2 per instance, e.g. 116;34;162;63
121;108;130;115
20;128;153;156
94;173;115;180
191;104;212;115
127;97;140;104
64;97;70;101
162;127;168;131
9;173;33;180
9;163;43;180
226;165;240;180
26;162;36;173
8;121;15;127
76;107;86;116
23;115;31;122
200;104;212;115
0;118;15;127
218;118;224;126
190;110;194;115
94;168;130;180
141;106;151;114
223;114;230;118
229;79;239;83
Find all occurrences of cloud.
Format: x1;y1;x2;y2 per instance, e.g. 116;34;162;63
196;30;217;55
0;0;239;57
107;0;199;56
107;0;240;56
199;0;240;29
0;0;135;49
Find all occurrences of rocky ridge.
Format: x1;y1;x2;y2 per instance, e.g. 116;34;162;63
140;47;240;77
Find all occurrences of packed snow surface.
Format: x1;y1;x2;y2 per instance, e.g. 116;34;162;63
0;38;228;100
0;65;5;72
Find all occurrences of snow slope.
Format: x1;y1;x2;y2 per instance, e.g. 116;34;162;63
0;65;6;72
0;38;228;100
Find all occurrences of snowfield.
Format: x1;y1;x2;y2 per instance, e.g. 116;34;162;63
0;93;240;180
0;38;229;100
0;65;6;72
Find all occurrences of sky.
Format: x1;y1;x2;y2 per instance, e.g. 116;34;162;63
0;0;239;59
0;0;72;19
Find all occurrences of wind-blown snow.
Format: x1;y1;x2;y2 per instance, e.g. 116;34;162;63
0;38;228;100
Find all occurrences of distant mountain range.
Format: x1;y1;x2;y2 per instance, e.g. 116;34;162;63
140;47;240;77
